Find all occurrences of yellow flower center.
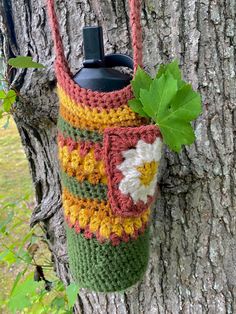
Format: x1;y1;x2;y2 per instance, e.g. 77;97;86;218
137;161;158;186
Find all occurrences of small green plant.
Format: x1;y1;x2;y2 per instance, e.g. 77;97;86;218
0;56;45;128
0;197;79;313
0;56;80;313
128;60;202;152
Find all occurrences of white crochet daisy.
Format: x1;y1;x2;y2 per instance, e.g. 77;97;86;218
117;137;162;204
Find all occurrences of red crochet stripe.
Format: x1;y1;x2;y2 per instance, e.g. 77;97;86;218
103;125;161;217
56;67;133;109
58;132;103;160
65;215;148;247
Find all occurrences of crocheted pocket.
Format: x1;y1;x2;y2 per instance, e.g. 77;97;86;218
103;125;162;218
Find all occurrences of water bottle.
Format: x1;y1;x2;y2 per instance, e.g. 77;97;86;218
73;26;133;92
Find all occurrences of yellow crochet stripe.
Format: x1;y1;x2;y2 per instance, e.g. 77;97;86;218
60;105;144;132
63;189;150;239
58;85;143;132
58;145;107;185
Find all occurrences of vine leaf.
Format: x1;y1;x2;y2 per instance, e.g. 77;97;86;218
2;90;16;112
128;60;202;152
128;98;149;118
0;90;6;98
66;283;80;308
140;73;178;118
131;66;152;98
8;56;45;69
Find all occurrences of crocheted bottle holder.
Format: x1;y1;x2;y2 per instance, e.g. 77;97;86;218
48;0;162;292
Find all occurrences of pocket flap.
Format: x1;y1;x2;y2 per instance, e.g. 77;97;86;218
103;125;162;217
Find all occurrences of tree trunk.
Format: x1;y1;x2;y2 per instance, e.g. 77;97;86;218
0;0;235;313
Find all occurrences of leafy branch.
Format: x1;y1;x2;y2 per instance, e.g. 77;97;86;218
128;60;202;152
0;56;45;128
0;198;79;313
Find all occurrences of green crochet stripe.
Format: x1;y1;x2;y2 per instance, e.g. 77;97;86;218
57;116;103;143
60;171;107;201
66;226;150;292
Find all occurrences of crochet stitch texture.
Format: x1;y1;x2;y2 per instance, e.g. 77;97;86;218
48;0;162;292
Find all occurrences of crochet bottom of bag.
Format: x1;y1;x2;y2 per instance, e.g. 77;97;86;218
66;225;150;292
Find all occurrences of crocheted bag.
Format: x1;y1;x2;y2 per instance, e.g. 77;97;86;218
48;0;162;292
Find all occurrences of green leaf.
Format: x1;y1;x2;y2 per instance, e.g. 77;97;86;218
128;60;202;153
66;283;79;308
168;84;202;121
156;60;180;80
0;211;14;233
11;273;38;297
17;249;32;264
156;60;185;88
10;271;24;296
8;273;39;312
131;66;152;98
128;98;149;118
8;294;31;312
51;297;65;309
0;90;6;99
139;88;157;117
8;56;45;69
0;249;16;264
155;64;166;79
158;120;195;152
54;280;66;292
3;89;16;112
140;73;178;118
157;85;202;152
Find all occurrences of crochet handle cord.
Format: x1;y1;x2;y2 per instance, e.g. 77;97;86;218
47;0;163;292
47;0;143;73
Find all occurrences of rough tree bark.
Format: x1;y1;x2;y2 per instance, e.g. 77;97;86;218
0;0;235;313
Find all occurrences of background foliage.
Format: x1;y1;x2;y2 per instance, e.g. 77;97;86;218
0;57;79;313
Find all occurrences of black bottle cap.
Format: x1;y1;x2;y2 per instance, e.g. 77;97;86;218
83;26;105;67
74;26;133;92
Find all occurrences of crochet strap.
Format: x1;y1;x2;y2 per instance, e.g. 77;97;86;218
129;0;143;70
47;0;143;71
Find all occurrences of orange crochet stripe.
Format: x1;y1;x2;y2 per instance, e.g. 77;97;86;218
63;189;150;244
58;145;107;185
